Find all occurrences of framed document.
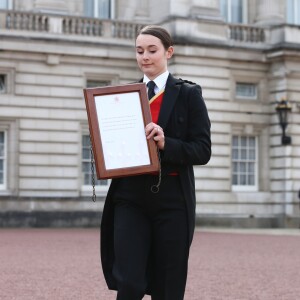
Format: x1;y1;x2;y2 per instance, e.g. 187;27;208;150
84;83;160;179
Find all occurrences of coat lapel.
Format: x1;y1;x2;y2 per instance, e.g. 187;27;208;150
157;74;181;129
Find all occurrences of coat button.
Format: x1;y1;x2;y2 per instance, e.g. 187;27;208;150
178;117;184;123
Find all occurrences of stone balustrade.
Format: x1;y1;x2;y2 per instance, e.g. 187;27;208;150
0;10;144;39
228;24;266;43
0;9;292;46
3;10;49;31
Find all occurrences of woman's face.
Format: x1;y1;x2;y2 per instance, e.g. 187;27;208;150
136;34;173;80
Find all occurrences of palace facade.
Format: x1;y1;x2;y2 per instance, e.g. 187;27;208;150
0;0;299;227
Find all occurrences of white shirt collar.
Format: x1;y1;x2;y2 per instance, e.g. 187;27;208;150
143;71;169;93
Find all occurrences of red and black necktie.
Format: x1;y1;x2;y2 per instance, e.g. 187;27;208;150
147;80;156;100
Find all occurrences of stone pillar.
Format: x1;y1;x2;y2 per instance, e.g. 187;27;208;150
255;0;284;25
189;0;223;21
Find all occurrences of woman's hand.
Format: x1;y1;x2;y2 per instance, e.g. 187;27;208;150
145;122;165;150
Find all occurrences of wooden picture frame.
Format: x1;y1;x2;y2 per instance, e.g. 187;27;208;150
84;83;159;179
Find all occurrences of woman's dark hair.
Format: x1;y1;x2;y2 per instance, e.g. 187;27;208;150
137;25;173;50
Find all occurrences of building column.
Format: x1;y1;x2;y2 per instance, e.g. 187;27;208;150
255;0;284;25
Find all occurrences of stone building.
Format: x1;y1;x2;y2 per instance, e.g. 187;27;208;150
0;0;299;227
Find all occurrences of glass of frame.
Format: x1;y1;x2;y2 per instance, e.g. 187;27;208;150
83;83;160;179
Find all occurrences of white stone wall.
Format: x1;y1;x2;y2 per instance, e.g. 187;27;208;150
0;0;300;226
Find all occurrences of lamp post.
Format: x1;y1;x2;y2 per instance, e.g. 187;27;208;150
275;99;292;145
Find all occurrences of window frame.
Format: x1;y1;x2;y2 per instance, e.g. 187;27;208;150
0;68;14;95
0;74;6;94
0;131;7;190
220;0;248;24
235;82;258;100
230;71;267;104
0;120;17;196
287;0;300;25
84;0;115;19
231;135;258;192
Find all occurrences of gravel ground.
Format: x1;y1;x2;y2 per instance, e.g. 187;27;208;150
0;228;300;300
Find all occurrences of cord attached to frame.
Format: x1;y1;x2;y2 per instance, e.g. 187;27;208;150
150;148;161;193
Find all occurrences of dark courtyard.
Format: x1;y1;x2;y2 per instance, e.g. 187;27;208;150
1;228;300;300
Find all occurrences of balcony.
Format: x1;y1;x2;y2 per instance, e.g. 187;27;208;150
228;24;266;43
0;10;145;41
1;10;300;49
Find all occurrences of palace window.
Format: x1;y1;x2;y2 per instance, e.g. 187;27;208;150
84;0;114;19
0;75;6;94
232;136;258;191
0;131;6;189
220;0;247;23
236;82;257;99
0;0;12;9
287;0;300;25
86;79;110;88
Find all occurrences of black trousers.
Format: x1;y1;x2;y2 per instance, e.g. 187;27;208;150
112;175;189;300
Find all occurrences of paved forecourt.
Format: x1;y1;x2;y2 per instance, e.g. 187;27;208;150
1;228;300;300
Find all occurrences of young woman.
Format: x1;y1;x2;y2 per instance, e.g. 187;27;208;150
100;25;211;300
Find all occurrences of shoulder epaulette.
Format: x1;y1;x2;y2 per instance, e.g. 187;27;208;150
176;78;196;85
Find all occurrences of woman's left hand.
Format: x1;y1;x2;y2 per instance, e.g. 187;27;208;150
145;122;165;150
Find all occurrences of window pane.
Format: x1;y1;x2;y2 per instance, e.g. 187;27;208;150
233;162;238;172
232;136;239;147
82;162;90;172
240;162;246;173
0;132;4;158
298;0;300;24
82;148;90;159
220;0;228;21
0;0;8;9
232;149;239;159
232;174;238;185
240;174;246;185
248;174;255;185
287;0;295;23
0;74;6;93
84;0;94;17
241;149;247;160
231;0;243;23
82;135;90;146
98;0;110;18
241;137;247;147
249;137;255;147
0;160;3;184
236;83;257;98
84;173;90;185
248;162;255;173
249;149;255;160
0;131;4;186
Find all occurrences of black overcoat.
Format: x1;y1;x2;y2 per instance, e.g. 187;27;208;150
100;74;211;292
